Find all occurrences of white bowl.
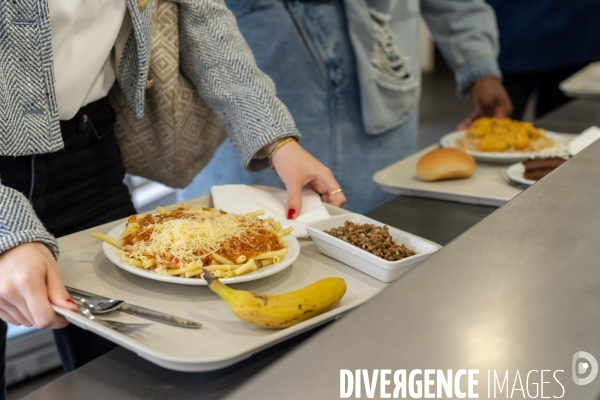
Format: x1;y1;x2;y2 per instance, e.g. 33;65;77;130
306;214;442;283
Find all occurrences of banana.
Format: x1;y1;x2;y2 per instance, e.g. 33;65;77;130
205;275;347;329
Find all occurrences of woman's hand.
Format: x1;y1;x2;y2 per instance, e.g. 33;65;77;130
267;139;346;219
458;78;514;129
0;242;78;328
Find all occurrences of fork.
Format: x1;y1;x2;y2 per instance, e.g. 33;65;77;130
77;306;151;333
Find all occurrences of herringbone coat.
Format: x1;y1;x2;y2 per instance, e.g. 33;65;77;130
0;0;299;257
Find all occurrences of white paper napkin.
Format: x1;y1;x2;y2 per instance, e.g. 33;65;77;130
569;126;600;155
211;185;330;238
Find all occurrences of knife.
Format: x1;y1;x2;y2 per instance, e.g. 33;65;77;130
66;286;202;329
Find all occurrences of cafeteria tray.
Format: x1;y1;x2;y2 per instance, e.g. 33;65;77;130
560;62;600;99
53;190;390;371
373;136;575;207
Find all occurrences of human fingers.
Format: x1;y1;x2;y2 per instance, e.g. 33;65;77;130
0;298;31;327
0;252;37;326
46;263;78;312
34;245;75;328
493;90;513;119
472;78;500;117
30;261;75;329
308;176;347;208
283;177;303;220
0;309;20;326
0;243;74;329
471;78;514;119
458;109;482;130
330;191;347;207
271;139;346;213
20;268;67;329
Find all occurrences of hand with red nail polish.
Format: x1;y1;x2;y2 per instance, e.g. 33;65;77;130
264;139;346;220
0;242;78;328
287;209;296;220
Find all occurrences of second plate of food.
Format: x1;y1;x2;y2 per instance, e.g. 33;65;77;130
102;222;300;286
440;130;568;163
439;116;571;164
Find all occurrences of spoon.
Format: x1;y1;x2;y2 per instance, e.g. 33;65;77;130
78;297;124;314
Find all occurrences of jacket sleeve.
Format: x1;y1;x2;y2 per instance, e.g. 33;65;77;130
420;0;502;98
0;184;59;259
176;0;301;172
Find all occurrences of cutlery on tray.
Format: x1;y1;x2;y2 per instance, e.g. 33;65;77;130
76;305;151;333
67;287;202;329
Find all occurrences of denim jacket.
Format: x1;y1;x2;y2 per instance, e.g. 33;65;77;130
345;0;502;134
0;0;299;257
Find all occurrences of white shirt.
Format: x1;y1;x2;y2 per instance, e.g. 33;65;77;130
49;0;127;120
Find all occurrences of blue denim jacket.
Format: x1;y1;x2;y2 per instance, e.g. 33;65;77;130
346;0;502;134
0;0;299;257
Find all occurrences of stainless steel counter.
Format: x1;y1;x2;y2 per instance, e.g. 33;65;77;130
226;130;600;399
25;100;600;399
534;99;600;133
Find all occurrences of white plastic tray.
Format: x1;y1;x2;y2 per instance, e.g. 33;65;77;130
560;62;600;99
53;192;389;371
373;136;575;207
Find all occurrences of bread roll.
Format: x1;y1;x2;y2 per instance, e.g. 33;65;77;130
416;148;476;181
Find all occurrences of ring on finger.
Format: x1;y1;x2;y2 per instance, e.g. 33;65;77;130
329;188;343;196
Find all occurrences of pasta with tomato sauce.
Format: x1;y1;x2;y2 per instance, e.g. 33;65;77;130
95;204;292;279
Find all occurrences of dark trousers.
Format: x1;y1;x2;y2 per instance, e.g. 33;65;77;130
502;64;587;120
0;97;137;390
0;321;5;400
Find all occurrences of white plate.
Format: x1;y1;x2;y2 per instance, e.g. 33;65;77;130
307;214;442;283
102;222;300;286
506;162;535;186
440;130;569;163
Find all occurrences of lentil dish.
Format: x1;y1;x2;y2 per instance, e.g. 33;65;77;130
324;221;416;261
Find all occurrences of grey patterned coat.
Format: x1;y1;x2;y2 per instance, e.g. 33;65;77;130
0;0;300;257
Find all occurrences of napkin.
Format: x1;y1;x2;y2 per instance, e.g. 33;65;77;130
211;185;331;238
568;126;600;155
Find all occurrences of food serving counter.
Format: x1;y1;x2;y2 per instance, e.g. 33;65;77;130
24;100;600;399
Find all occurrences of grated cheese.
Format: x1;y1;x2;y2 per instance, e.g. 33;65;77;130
120;207;277;274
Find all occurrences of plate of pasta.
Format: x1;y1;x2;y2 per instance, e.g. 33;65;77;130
92;205;300;285
440;117;568;163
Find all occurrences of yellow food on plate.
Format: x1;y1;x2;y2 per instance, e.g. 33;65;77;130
416;148;476;181
457;117;555;153
205;275;347;329
92;205;292;279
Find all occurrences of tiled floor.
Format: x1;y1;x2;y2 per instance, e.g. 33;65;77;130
5;54;469;400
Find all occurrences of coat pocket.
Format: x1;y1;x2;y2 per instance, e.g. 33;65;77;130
368;7;419;92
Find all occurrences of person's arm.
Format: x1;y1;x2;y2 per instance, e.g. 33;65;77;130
0;185;77;328
176;0;346;215
420;0;512;126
